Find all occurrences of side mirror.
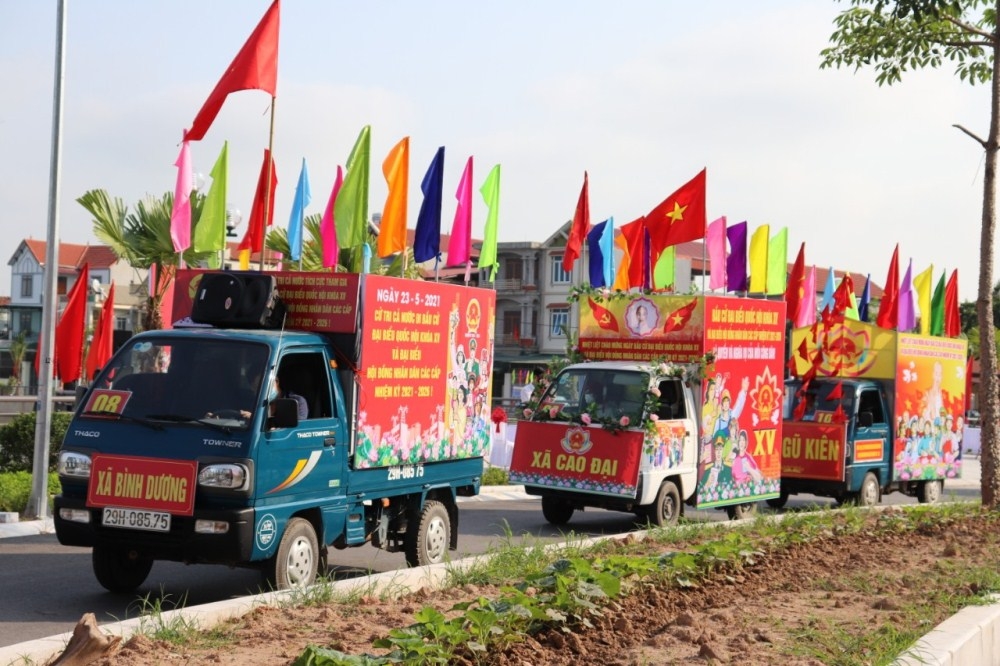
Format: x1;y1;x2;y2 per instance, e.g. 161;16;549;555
267;398;299;430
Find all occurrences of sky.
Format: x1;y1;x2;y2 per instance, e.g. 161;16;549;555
0;1;991;302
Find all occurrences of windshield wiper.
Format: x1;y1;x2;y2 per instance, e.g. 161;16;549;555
80;410;165;432
146;413;237;434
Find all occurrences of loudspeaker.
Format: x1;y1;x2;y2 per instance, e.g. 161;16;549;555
191;272;286;329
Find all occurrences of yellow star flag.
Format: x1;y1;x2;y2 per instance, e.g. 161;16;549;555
748;224;769;293
913;264;934;335
477;164;501;281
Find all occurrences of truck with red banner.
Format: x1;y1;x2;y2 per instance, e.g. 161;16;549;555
509;292;786;525
54;270;495;591
779;320;967;507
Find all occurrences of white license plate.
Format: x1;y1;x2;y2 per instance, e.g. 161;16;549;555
102;507;171;533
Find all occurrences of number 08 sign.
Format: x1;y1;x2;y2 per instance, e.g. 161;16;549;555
83;389;132;416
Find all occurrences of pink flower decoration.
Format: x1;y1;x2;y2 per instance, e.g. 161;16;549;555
650;387;661;397
581;413;592;425
549;406;560;419
650;414;659;422
620;416;630;427
523;408;533;418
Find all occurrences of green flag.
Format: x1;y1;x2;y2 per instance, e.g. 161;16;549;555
334;125;371;250
652;246;675;289
765;226;787;295
193;141;228;267
477;164;501;281
930;271;946;336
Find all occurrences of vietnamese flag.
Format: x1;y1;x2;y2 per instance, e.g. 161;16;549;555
588;296;620;332
644;168;707;257
876;244;900;329
663;299;698;332
238;149;278;258
56;263;90;383
945;269;961;337
784;242;806;323
85;282;115;380
186;0;280;141
562;171;591;273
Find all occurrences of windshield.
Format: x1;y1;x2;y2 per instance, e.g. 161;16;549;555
790;383;856;421
537;368;650;425
83;337;269;429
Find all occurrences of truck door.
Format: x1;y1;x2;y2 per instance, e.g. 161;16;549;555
850;387;891;475
255;350;349;549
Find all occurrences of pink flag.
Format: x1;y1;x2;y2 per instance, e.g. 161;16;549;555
706;216;727;290
446;156;473;267
170;139;193;255
796;265;817;328
320;166;343;269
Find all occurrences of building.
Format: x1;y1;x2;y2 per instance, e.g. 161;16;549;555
4;240;148;386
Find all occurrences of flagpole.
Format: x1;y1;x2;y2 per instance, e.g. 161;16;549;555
259;96;276;272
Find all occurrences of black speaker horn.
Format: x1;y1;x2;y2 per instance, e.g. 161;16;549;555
191;272;286;329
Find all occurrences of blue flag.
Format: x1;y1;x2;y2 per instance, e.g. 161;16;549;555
414;147;445;264
586;218;614;287
287;158;311;261
818;267;836;313
858;274;872;322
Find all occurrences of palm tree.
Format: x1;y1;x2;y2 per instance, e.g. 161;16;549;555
78;189;214;330
6;332;27;395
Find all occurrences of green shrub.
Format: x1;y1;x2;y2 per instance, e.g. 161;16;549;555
482;466;509;486
0;471;61;513
0;412;73;473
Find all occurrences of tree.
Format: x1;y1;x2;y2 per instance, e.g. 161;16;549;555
5;332;27;395
78;189;213;331
821;0;1000;508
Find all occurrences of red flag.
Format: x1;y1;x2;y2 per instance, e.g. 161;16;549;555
876;244;900;329
832;403;847;424
619;217;648;289
796;337;812;363
644;168;707;257
784;242;806;323
944;269;960;337
588;297;620;332
663;299;698;332
85;282;115;381
55;264;90;383
238;149;279;254
186;1;280;141
833;273;854;315
562;171;590;273
826;382;844;400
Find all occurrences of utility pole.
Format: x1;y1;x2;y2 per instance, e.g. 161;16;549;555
26;0;67;520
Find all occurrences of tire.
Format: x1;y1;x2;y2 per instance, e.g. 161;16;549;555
918;479;942;504
857;472;881;507
92;542;153;593
725;502;758;521
645;481;681;527
269;517;319;590
405;500;451;567
765;491;789;509
541;496;575;526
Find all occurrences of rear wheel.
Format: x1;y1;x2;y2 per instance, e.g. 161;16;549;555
268;517;319;590
918;479;942;504
92;542;153;593
725;502;758;521
765;491;789;509
405;500;451;567
645;481;681;527
541;496;575;526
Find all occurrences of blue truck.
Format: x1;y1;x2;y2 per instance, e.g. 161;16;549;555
778;324;966;508
54;270;496;591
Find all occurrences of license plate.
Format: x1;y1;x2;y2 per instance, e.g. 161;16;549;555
102;507;171;532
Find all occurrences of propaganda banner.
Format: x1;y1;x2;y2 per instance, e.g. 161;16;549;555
577;294;705;362
790;320;897;379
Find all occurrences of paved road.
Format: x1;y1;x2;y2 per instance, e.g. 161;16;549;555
0;473;982;651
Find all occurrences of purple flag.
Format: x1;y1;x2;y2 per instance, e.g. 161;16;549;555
170;138;193;255
320;166;343;269
706;216;727;290
446;156;473;267
898;259;916;331
726;221;748;292
414;147;445;264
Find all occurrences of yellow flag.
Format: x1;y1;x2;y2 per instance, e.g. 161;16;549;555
913;265;934;335
748;224;769;293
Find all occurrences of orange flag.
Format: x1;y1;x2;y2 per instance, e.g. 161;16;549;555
377;136;410;258
562;171;590;273
186;0;280;141
620;217;647;289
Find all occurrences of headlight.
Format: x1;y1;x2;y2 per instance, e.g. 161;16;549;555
199;463;248;490
58;451;92;478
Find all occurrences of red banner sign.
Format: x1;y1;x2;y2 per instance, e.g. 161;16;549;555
87;454;198;515
509;421;644;498
781;421;846;481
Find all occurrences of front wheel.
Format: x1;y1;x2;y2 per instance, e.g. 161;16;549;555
268;517;319;590
725;502;758;521
645;481;681;527
541;496;575;526
92;543;153;593
405;500;451;567
857;472;880;507
918;479;942;504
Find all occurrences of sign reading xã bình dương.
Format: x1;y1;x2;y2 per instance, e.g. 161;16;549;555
86;454;197;515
